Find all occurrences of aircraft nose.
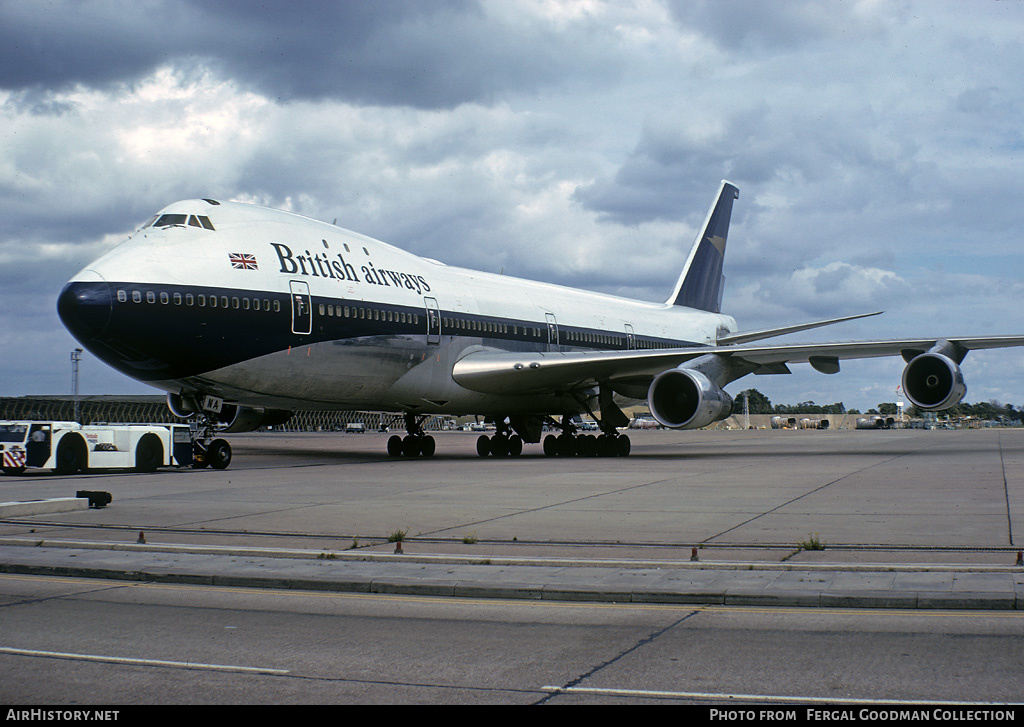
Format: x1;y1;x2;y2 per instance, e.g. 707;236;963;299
57;270;113;340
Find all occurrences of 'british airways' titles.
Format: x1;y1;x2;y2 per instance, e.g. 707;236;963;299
271;242;431;295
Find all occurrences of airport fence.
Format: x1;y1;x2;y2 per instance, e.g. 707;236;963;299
0;396;450;433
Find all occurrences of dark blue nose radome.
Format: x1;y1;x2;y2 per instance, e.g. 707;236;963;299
57;271;113;341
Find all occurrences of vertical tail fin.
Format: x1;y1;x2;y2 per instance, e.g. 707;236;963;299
665;180;739;313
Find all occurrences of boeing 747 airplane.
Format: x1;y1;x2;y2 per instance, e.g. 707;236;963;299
57;181;1024;465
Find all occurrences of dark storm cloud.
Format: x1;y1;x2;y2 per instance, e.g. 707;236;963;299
0;0;580;109
0;1;190;89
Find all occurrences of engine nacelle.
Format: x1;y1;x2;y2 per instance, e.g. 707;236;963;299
901;352;966;411
648;368;734;430
167;392;200;418
167;393;291;432
218;405;293;433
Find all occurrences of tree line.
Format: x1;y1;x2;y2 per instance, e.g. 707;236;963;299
736;389;1023;422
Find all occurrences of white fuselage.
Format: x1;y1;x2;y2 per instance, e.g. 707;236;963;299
59;199;736;418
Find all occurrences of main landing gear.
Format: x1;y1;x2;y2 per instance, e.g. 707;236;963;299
543;431;630;457
541;416;631;458
387;414;436;458
473;415;631;458
475;421;524;458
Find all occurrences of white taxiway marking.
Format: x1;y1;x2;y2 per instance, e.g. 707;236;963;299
541;686;1012;705
0;646;289;675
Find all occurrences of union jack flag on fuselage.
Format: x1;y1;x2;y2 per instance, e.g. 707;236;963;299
229;253;258;270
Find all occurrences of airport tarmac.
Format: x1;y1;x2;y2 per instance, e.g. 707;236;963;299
1;427;1023;609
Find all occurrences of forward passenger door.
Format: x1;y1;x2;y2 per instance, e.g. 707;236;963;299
545;312;559;351
290;280;312;335
424;297;441;345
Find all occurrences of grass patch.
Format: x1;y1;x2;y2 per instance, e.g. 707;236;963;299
798;533;826;551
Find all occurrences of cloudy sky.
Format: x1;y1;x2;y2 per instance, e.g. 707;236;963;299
2;0;1023;412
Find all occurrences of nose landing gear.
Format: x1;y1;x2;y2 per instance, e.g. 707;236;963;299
192;435;232;469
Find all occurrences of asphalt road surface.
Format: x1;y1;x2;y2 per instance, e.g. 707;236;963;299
1;572;1022;705
2;427;1023;705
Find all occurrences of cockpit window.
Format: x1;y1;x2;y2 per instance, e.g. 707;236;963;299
144;213;214;230
153;214;187;227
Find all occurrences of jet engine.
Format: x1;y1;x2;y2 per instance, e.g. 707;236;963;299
648;367;734;429
217;405;293;433
901;347;966;411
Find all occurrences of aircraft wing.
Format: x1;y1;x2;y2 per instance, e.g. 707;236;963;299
452;335;1024;395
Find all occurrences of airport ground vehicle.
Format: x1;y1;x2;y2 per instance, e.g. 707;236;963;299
0;421;227;475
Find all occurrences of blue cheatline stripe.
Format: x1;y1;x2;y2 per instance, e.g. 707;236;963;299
60;280;703;382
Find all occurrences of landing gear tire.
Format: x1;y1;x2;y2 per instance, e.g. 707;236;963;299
507;434;523;457
402;435;421;457
577;434;597;457
208;439;232;469
543;434;557;457
490;434;509;457
389;433;434;458
476;435;491;458
556;434;576;457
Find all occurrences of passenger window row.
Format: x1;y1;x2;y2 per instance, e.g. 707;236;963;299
114;288;673;348
442;316;541;338
117;289;281;312
319;303;420;326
